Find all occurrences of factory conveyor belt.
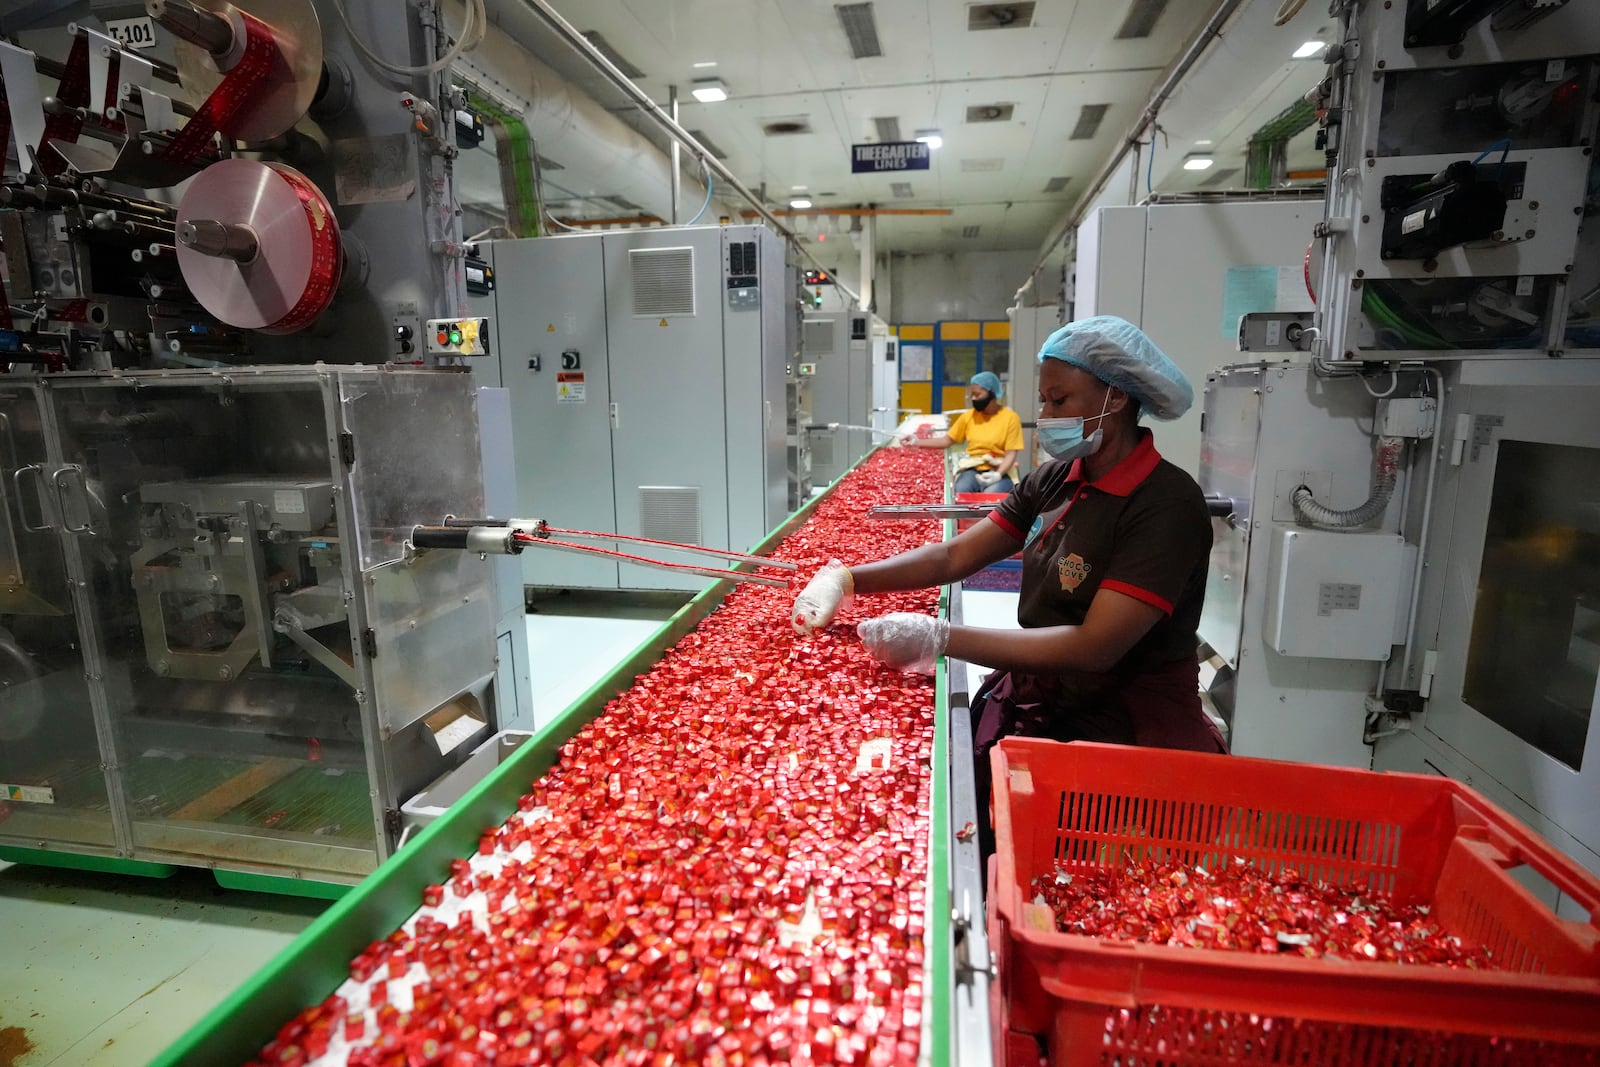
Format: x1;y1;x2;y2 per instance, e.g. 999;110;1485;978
151;447;992;1067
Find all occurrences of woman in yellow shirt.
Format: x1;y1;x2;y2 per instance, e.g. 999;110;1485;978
902;371;1024;493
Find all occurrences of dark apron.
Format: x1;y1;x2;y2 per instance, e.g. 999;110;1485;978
968;656;1227;859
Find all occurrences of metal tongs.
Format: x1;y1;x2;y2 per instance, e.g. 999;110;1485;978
868;503;998;520
410;517;796;588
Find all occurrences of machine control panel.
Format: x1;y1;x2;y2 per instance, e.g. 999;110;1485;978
727;239;760;309
427;317;491;356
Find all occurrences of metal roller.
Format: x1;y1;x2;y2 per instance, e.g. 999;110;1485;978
152;0;323;143
174;157;341;332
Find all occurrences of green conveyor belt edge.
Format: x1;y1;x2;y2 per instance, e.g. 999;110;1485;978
152;450;960;1066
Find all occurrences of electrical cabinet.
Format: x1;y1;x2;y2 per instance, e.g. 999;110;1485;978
480;226;788;591
802;310;888;485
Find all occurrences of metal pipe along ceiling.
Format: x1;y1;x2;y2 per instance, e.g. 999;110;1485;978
450;2;709;224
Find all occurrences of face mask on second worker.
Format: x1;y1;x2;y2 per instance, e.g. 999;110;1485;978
1036;389;1114;462
971;392;994;412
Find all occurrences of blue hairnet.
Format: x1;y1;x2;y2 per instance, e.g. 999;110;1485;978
1036;316;1193;420
969;371;1002;399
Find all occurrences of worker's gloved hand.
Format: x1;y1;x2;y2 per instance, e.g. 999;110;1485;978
857;613;950;674
791;560;854;634
975;470;1003;488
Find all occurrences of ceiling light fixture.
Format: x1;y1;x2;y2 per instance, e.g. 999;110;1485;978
791;185;808;191
790;198;813;209
691;78;729;103
1292;40;1325;59
1183;155;1215;171
914;129;943;150
1194;139;1214;146
693;61;718;68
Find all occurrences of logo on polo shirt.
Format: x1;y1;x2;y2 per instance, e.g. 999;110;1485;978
1057;552;1091;592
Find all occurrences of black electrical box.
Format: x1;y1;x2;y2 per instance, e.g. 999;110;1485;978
1380;161;1510;261
455;108;485;150
1403;0;1502;48
465;255;495;295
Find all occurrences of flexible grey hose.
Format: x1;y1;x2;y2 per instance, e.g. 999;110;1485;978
1292;437;1404;528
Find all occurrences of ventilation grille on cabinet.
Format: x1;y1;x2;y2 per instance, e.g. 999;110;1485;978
638;487;703;546
803;319;836;355
629;247;696;317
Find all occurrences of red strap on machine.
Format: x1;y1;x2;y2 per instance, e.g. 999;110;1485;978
38;34;89;175
162;12;278;162
263;163;341;333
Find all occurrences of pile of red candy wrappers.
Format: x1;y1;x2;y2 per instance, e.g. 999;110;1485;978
1032;857;1496;968
252;448;947;1067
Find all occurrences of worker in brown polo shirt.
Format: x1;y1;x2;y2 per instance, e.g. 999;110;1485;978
793;316;1225;848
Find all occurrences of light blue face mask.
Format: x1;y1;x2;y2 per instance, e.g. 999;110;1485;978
1036;391;1113;462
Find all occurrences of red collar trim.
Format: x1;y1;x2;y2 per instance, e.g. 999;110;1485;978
1065;429;1162;497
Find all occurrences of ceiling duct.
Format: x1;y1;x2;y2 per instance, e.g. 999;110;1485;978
835;4;884;59
453;6;708;223
968;3;1036;29
965;104;1015;123
890;181;914;198
960;157;1005;172
685;129;728;160
1069;103;1110;140
1042;176;1071;193
579;31;645;78
873;116;903;142
962;225;982;238
1114;0;1170;39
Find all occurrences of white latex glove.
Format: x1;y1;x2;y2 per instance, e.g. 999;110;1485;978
791;560;854;634
857;613;950;674
975;470;1003;487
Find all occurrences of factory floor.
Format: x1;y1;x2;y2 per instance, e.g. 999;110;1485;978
0;596;688;1067
0;590;1018;1067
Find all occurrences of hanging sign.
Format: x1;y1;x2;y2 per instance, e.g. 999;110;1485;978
851;141;930;173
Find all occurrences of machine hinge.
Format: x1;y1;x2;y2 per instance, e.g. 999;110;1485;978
339;432;356;466
1419;649;1438;699
384;808;402;839
361;627;377;659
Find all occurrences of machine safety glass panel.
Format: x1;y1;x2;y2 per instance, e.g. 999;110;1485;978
941;343;979;388
44;377;377;876
1463;440;1599;772
0;386;108;850
339;372;498;742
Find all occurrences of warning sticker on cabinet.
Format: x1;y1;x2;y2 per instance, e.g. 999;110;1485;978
557;371;585;404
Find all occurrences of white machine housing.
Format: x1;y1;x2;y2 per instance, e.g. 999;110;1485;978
1075;200;1321;477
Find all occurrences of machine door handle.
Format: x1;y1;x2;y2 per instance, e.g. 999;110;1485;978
52;466;95;534
609;402;619;431
12;465;54;532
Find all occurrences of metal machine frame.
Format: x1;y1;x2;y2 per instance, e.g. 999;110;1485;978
0;367;512;885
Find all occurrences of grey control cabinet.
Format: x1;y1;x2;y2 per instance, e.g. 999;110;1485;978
482;226;788;591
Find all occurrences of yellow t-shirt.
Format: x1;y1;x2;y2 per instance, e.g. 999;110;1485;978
946;405;1023;469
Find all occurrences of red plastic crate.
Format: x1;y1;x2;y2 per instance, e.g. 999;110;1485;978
988;740;1600;1066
